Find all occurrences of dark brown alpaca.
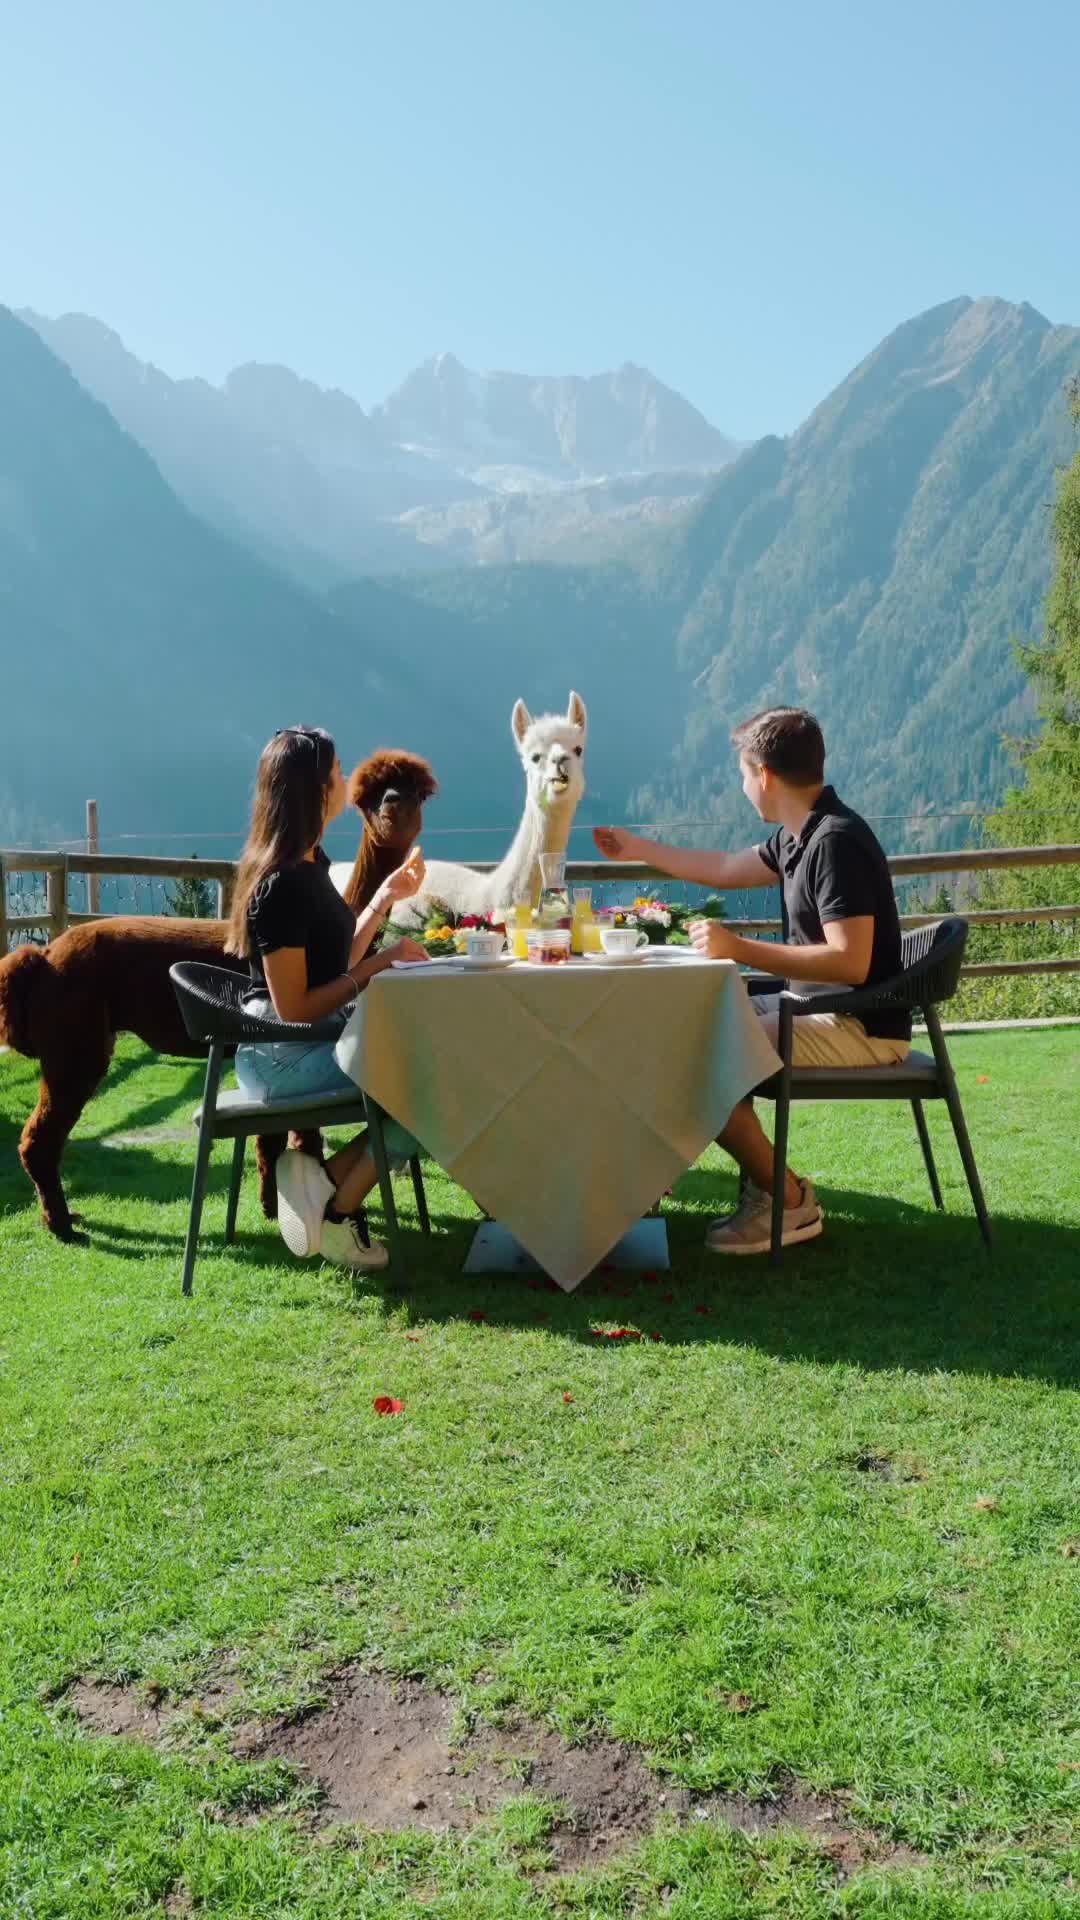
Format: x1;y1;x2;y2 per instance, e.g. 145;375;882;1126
0;917;251;1239
1;750;438;1240
340;748;439;912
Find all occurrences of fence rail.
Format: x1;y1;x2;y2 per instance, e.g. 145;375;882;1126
2;843;1079;981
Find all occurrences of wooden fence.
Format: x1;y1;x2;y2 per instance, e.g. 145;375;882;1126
1;843;1079;980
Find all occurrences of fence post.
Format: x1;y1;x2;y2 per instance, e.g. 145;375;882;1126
86;800;100;916
46;856;69;943
217;868;236;921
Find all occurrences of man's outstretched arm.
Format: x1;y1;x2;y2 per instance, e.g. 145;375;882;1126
592;826;775;891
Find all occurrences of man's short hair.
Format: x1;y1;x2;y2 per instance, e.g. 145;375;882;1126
731;708;826;785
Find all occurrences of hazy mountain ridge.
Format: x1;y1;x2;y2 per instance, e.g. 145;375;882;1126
19;311;738;580
4;294;1078;858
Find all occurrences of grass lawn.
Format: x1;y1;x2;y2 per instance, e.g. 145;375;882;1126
1;1028;1079;1917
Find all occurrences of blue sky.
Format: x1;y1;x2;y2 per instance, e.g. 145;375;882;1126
3;0;1078;440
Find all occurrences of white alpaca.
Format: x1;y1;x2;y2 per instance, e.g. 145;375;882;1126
332;692;587;922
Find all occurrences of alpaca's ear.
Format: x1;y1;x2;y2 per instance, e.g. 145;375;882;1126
567;690;587;736
511;699;532;746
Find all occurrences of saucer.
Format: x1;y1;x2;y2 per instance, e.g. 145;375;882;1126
460;952;516;969
584;947;649;966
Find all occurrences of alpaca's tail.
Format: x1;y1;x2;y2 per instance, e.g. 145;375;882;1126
0;944;56;1058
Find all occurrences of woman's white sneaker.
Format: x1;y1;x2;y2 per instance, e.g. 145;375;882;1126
705;1179;823;1255
320;1214;390;1270
275;1149;335;1258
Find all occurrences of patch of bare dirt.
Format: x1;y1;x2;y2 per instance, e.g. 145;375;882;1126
68;1666;926;1878
68;1663;241;1746
233;1669;926;1876
68;1680;175;1742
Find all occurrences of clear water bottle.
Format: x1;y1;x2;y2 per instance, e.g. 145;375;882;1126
538;852;571;929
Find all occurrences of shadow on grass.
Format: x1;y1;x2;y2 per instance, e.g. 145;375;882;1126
4;1075;1079;1387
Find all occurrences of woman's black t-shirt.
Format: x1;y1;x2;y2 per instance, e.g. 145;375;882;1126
243;848;356;1008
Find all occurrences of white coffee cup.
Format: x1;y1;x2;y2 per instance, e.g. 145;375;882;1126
599;926;649;956
463;929;505;961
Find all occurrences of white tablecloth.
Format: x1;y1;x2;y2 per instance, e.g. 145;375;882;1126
335;953;781;1290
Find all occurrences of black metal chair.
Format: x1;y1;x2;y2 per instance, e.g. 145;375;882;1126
749;917;990;1265
169;963;429;1295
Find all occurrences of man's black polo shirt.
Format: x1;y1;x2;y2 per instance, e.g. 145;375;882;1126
756;786;910;1041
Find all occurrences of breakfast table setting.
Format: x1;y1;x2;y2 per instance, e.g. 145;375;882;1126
335;869;781;1289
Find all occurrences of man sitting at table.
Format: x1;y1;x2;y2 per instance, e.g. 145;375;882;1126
593;707;909;1254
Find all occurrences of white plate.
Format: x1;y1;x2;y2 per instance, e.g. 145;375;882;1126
460;952;516;969
583;947;650;965
389;956;461;971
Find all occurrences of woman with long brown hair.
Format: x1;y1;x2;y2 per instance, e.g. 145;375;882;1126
226;724;428;1270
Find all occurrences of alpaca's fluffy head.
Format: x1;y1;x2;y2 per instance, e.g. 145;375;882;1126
347;749;438;849
511;691;587;813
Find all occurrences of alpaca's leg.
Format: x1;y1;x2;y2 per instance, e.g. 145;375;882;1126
20;1026;114;1240
254;1133;284;1220
253;1130;324;1219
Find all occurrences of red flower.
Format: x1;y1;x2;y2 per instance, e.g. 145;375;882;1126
467;1310;487;1323
563;1391;574;1403
977;1074;989;1084
603;1327;642;1341
405;1333;421;1342
373;1396;404;1415
648;1331;663;1342
694;1304;711;1316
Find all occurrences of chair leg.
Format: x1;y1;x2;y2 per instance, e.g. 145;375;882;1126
182;1045;223;1296
224;1135;246;1243
911;1100;943;1209
925;1008;992;1250
770;1007;793;1268
365;1095;406;1276
410;1156;431;1235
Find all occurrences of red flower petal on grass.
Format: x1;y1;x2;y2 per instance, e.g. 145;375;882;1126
405;1333;421;1342
563;1392;574;1403
649;1332;663;1342
976;1074;990;1084
694;1304;711;1315
605;1327;642;1340
373;1396;404;1415
467;1310;487;1322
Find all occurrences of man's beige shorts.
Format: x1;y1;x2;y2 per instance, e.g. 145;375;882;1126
751;996;910;1068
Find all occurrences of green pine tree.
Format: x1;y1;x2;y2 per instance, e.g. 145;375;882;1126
167;855;216;920
956;379;1080;1018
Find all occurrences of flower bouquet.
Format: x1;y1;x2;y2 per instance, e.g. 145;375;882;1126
386;901;507;959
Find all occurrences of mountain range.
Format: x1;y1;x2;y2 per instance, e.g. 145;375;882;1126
20;313;737;580
2;294;1078;860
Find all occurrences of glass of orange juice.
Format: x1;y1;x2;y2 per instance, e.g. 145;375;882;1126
571;886;593;955
511;894;532;960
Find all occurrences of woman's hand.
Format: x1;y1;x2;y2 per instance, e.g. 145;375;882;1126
375;845;427;911
389;936;430;964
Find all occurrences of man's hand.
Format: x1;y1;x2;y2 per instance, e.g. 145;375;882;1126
376;845;426;909
688;917;738;961
592;825;636;861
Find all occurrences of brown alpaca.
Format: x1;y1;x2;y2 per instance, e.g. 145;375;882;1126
0;751;437;1240
0;918;252;1239
340;749;439;912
